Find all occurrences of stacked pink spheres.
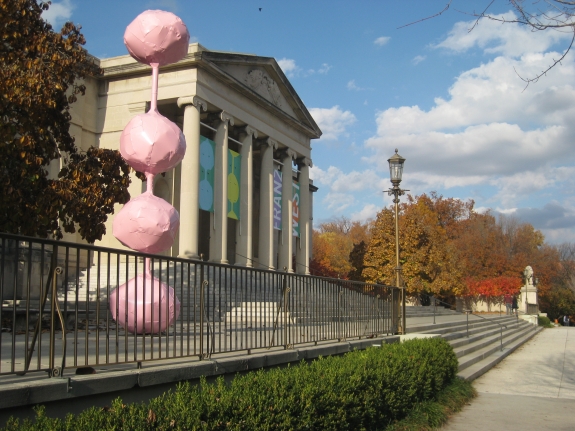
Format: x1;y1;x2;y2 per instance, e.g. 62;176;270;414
111;10;190;334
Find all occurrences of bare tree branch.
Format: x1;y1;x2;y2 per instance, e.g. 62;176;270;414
397;1;452;29
467;0;496;31
515;27;575;89
402;1;575;84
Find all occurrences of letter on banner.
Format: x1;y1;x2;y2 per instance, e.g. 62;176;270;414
292;181;300;237
273;170;282;230
199;136;215;212
227;148;241;219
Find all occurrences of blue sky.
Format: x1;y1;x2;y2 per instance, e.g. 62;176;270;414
44;1;575;244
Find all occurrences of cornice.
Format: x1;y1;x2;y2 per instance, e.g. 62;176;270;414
98;50;320;140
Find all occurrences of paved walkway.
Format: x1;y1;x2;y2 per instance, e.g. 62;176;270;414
441;327;575;431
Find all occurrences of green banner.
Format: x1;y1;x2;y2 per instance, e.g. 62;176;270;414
227;149;241;220
199;136;215;212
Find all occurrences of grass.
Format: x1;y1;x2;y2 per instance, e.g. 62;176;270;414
385;378;477;431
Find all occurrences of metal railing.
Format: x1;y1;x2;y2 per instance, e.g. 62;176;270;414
0;233;396;378
431;298;508;351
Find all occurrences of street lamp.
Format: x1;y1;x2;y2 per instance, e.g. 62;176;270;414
387;149;408;335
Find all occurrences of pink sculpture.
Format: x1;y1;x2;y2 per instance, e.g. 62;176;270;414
112;191;180;254
120;110;186;175
124;10;189;66
109;274;180;334
111;10;190;334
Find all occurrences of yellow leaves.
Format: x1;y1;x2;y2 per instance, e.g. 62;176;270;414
363;196;464;295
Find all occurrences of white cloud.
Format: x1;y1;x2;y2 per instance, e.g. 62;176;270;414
352;16;575;239
310;166;384;193
493;202;575;243
374;36;390;46
351;204;379;222
277;58;298;77
309;106;356;141
309;166;387;215
412;55;426;65
278;59;331;77
347;80;362;91
434;11;570;57
323;192;355;212
42;0;74;27
364;49;575;190
316;63;332;74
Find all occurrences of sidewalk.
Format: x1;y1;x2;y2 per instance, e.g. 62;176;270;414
441;327;575;431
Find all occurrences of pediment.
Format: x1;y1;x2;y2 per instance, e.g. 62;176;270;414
200;52;321;139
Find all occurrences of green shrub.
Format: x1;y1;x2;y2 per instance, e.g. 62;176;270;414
538;315;553;327
3;338;458;431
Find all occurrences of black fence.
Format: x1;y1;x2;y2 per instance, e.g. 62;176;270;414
0;233;397;378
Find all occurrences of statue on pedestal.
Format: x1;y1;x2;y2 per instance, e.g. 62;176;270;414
519;266;538;314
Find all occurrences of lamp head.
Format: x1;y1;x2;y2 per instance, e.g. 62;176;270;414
388;149;406;186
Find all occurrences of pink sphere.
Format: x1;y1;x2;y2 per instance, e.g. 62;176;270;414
109;274;180;334
120;110;186;175
113;192;180;254
124;10;189;66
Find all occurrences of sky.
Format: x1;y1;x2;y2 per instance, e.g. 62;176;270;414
43;0;575;244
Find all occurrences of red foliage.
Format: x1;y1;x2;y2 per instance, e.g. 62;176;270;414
465;276;521;298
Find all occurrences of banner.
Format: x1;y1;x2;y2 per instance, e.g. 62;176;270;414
273;170;282;230
292;181;300;237
199;136;215;212
227;149;241;220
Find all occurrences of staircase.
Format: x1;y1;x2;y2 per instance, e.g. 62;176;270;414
406;311;542;381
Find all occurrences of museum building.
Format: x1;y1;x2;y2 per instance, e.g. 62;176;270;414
66;43;321;274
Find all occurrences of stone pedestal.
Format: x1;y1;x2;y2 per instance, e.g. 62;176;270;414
519;284;538;314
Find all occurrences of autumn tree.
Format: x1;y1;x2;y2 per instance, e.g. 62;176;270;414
464;276;522;310
1;0;133;243
362;194;465;297
556;242;575;292
454;211;508;280
348;240;367;282
311;217;372;278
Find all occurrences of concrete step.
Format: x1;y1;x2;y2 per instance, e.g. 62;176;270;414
448;320;526;349
452;321;532;361
457;326;543;381
407;314;540;381
455;322;535;370
407;315;514;334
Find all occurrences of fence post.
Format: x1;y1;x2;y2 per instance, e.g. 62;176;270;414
337;275;342;341
283;269;289;350
199;259;204;360
48;245;61;377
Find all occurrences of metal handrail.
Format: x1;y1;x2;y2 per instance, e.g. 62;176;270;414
431;297;508;351
0;232;398;378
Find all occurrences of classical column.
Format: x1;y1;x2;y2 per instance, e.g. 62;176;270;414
258;138;277;270
176;96;206;260
236;126;258;267
296;158;312;275
277;149;296;272
210;111;234;264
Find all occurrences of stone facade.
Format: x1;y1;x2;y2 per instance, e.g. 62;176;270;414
67;44;321;274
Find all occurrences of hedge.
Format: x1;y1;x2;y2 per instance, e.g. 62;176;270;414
3;338;458;431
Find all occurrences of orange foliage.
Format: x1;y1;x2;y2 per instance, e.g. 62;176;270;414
362;192;559;300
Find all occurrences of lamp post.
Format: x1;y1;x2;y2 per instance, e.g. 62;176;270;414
387;149;408;335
